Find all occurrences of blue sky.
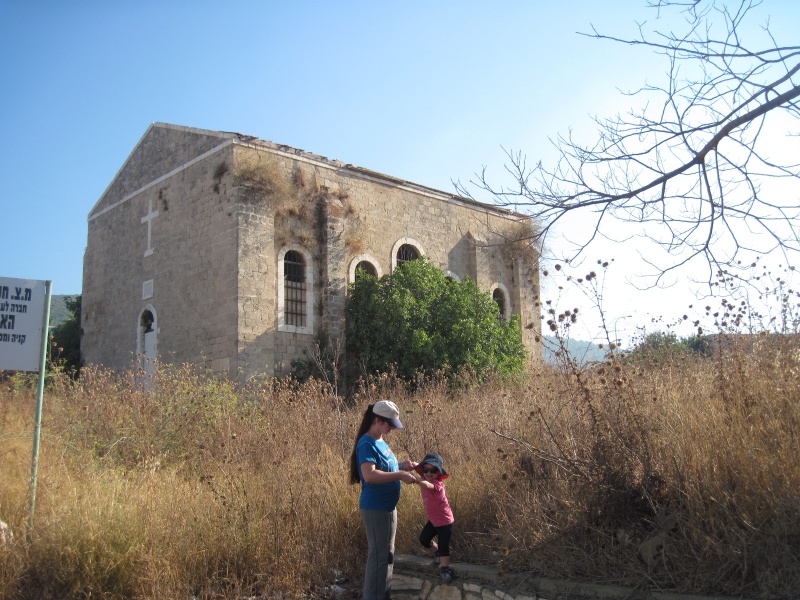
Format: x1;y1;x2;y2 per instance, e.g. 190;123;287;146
2;1;798;342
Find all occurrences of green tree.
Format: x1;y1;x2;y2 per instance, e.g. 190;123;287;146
50;294;82;376
631;331;682;362
629;330;711;362
345;257;527;382
686;334;711;356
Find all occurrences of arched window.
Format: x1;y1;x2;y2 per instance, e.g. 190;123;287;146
390;238;425;272
283;250;306;327
348;254;383;283
140;309;155;334
136;305;158;388
443;270;460;282
278;246;314;334
493;288;506;321
396;244;419;266
137;306;158;357
491;283;511;322
355;261;377;280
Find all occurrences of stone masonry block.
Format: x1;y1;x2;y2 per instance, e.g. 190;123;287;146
428;584;463;600
392;574;426;592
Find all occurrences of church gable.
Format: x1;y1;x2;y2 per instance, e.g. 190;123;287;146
90;123;233;217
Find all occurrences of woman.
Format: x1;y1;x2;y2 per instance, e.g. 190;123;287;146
349;400;420;600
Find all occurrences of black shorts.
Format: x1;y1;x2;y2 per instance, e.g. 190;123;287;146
419;521;453;557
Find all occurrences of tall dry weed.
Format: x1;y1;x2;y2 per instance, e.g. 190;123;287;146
1;338;799;598
468;338;800;597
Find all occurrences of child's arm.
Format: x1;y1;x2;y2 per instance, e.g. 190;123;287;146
361;463;417;484
415;478;435;490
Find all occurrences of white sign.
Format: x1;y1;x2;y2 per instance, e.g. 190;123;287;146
0;277;48;372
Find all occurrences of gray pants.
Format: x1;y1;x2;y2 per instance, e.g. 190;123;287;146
360;508;397;600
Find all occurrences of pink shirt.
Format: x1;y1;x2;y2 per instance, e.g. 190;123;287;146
420;479;454;527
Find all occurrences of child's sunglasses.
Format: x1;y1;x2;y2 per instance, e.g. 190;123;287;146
421;467;439;474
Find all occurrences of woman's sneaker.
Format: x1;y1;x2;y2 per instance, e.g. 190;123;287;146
431;554;440;567
440;566;455;583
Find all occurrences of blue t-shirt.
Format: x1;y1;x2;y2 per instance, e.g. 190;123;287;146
356;434;401;511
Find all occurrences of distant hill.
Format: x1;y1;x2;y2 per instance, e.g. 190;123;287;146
542;335;608;365
50;294;79;327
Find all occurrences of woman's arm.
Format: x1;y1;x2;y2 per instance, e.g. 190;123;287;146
398;460;418;472
361;462;418;484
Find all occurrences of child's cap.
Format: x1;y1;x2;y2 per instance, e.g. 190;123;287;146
414;452;448;479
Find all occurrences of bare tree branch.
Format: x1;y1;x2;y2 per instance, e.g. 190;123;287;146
457;0;800;287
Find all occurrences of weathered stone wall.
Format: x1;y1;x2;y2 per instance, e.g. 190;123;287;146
230;142;542;378
83;124;541;380
83;143;240;374
92;124;231;216
83;198;141;368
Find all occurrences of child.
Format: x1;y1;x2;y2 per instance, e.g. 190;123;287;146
413;453;456;583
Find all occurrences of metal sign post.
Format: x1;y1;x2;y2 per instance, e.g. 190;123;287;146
27;280;52;541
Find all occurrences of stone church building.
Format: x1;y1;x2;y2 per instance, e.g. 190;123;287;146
82;123;541;380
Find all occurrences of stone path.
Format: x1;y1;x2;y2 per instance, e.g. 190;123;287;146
391;554;747;600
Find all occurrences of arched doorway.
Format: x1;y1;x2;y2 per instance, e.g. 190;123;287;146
137;306;158;386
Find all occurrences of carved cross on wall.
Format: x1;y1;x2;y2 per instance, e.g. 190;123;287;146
141;197;159;257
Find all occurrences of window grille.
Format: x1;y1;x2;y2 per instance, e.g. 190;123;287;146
284;250;306;327
397;244;420;266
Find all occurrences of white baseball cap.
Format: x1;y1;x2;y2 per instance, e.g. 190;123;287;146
373;400;404;429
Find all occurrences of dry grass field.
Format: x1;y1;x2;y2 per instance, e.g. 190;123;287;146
1;334;799;599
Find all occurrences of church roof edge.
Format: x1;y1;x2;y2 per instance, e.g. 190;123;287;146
90;123;529;223
203;124;526;220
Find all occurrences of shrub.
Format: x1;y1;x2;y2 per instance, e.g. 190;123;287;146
345;257;527;382
49;295;82;377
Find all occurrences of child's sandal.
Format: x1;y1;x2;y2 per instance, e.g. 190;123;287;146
440;566;455;583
